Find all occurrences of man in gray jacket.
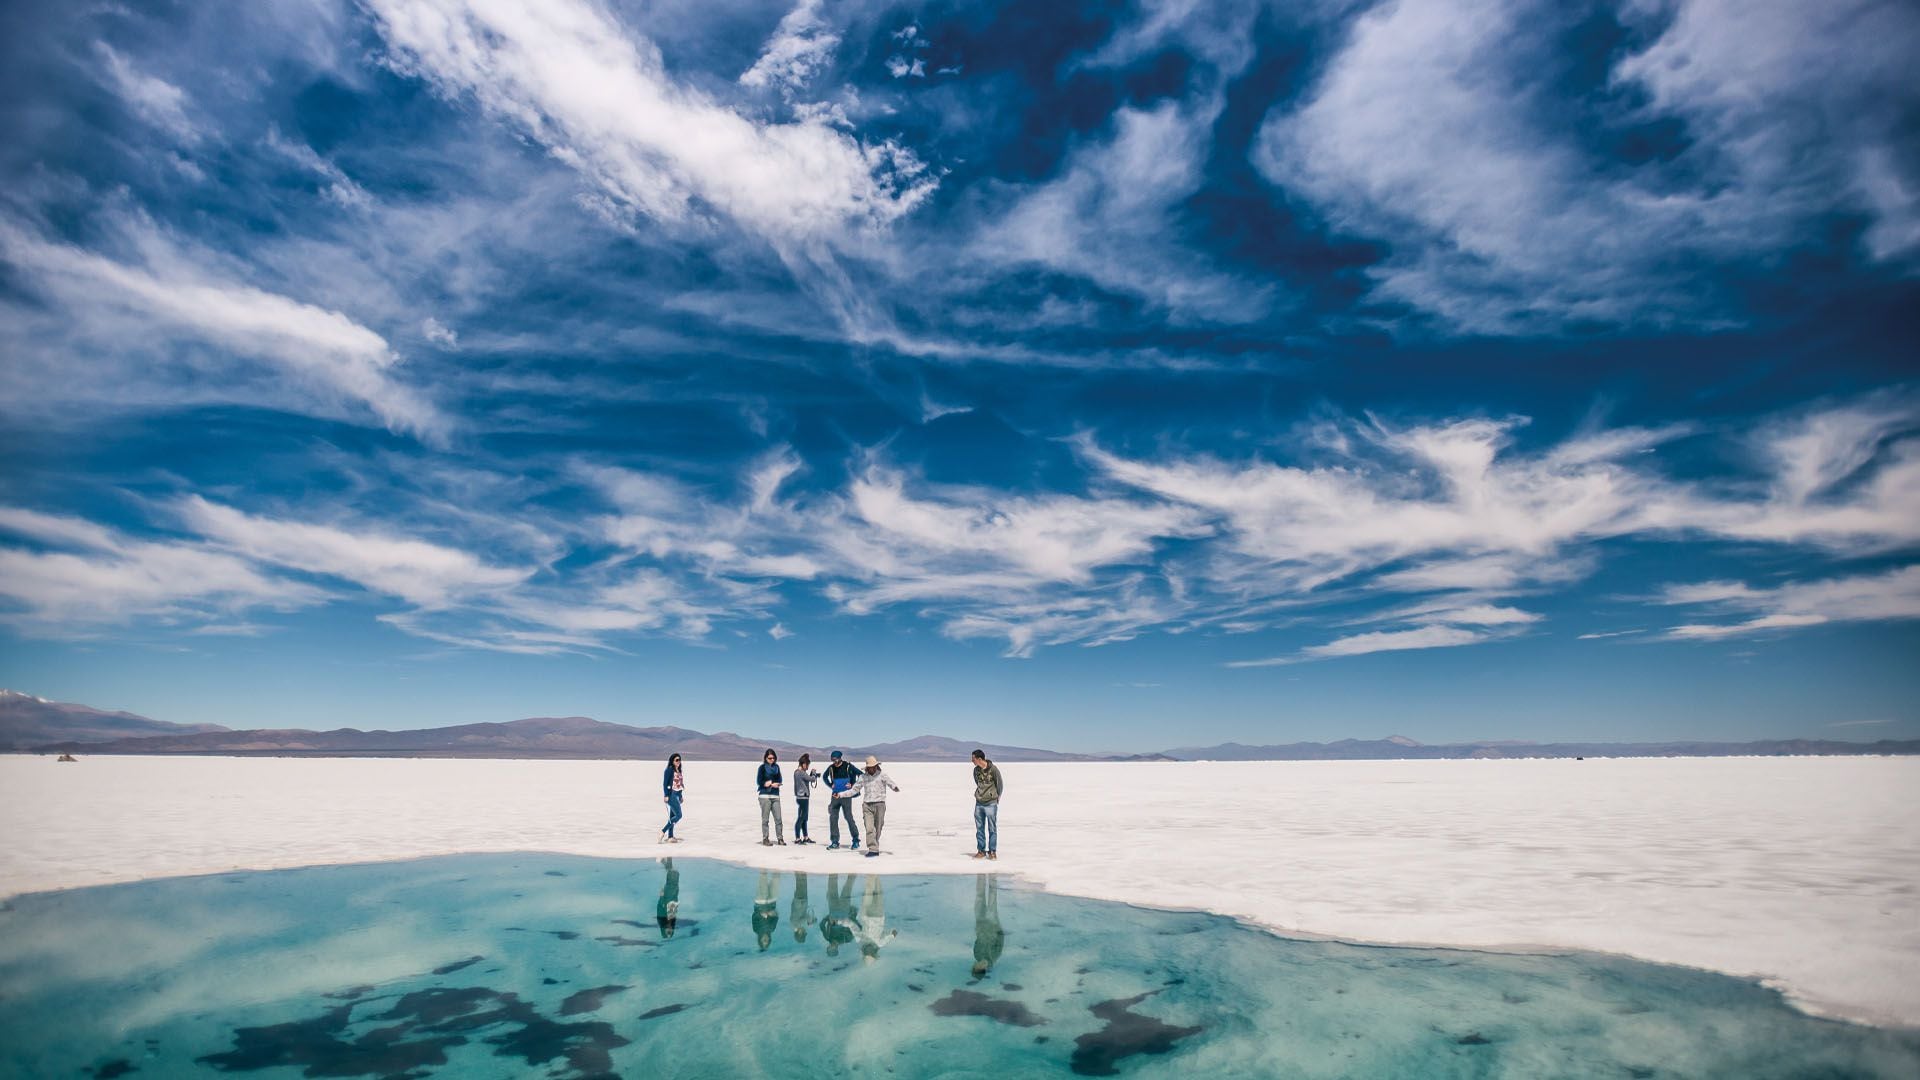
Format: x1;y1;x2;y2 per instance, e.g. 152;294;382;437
970;749;1004;860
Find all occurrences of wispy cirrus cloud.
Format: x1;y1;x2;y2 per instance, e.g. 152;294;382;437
0;218;447;441
2;396;1913;663
738;0;841;100
364;0;933;247
1657;565;1920;640
1256;0;1920;333
177;497;530;608
0;508;323;634
976;98;1274;324
1229;623;1492;667
94;42;201;144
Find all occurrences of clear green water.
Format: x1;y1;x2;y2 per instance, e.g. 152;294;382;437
0;853;1914;1078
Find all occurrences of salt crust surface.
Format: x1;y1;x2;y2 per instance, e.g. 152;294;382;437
2;754;1914;1028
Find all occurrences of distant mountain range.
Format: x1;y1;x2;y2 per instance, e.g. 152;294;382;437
0;689;229;751
1159;735;1920;760
5;693;1165;762
6;690;1916;761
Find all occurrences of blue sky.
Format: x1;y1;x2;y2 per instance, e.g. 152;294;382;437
1;0;1916;751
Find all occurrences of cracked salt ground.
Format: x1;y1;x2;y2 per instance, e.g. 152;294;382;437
2;854;1916;1078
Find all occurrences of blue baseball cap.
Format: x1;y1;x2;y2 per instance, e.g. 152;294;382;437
830;750;843;759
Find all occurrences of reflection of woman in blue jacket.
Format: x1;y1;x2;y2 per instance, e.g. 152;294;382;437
660;753;685;844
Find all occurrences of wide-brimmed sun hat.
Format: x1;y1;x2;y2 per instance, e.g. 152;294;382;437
864;755;880;768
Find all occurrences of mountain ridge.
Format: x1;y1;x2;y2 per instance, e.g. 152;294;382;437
8;691;1916;762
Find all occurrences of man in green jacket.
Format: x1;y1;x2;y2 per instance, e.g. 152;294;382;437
970;749;1004;860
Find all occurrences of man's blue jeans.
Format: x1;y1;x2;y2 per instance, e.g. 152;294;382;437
974;802;998;853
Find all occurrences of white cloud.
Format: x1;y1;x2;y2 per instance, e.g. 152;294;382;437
365;0;934;247
1081;415;1671;597
979;100;1272;323
1613;0;1920;264
739;0;840;99
420;317;458;347
264;127;373;209
1658;565;1920;640
1255;0;1920;332
6;394;1912;661
1229;624;1490;666
95;43;201;144
0;508;322;633
0;220;447;441
768;621;793;640
1384;602;1541;627
178;497;529;608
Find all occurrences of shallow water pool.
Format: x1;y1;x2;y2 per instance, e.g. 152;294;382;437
0;853;1914;1078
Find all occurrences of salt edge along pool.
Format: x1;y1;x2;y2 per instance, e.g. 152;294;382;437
1;853;1915;1079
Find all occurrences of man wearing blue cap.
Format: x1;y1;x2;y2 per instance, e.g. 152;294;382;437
822;750;861;850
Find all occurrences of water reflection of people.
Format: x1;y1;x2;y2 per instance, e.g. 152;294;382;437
855;875;899;964
753;869;780;951
821;873;856;957
971;874;1004;979
656;858;680;938
789;871;815;944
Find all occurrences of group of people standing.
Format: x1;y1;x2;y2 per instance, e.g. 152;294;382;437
657;748;1006;860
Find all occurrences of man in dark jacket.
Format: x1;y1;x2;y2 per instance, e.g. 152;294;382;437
822;750;861;849
970;749;1004;860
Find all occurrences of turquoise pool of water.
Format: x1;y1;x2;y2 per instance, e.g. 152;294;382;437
1;853;1914;1078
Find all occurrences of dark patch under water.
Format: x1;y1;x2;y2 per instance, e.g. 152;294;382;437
558;985;628;1016
429;956;483;976
1069;992;1204;1077
636;1004;689;1021
929;989;1047;1028
197;983;629;1080
88;1060;136;1078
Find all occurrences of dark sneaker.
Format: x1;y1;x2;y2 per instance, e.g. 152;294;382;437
864;850;879;858
761;839;772;847
777;839;787;846
827;843;840;850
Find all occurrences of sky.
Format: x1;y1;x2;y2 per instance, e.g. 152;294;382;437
0;0;1916;752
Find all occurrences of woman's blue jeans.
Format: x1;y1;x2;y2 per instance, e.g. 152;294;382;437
664;792;683;837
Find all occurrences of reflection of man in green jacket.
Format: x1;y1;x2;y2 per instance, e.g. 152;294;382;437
971;874;1004;979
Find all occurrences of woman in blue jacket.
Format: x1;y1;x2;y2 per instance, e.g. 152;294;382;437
757;748;786;846
660;753;685;844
